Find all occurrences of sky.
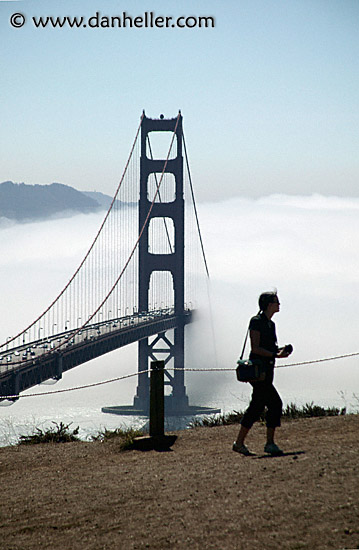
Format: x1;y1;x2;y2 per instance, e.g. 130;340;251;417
1;1;359;440
1;0;358;201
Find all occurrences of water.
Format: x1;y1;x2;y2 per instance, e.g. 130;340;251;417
1;357;357;447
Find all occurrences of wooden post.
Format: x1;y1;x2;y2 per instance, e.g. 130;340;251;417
149;360;165;437
133;359;177;450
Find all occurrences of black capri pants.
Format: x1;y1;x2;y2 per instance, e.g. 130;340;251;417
240;377;282;429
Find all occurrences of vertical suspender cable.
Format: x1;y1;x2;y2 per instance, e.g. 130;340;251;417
183;130;218;368
0;114;144;352
183;133;210;279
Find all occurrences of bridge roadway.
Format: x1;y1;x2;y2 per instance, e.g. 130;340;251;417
0;308;192;401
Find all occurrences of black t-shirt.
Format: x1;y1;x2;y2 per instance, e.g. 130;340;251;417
248;312;278;365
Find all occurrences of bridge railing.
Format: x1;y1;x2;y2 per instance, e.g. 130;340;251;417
0;307;194;374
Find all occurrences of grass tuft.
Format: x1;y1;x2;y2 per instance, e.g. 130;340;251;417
189;402;347;429
283;402;346;419
92;427;144;451
189;411;243;428
18;422;80;445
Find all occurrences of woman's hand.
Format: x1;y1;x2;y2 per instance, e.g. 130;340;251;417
276;344;293;358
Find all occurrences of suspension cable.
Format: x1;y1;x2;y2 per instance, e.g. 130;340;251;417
3;113;181;366
0;113;145;351
183;131;210;279
183;129;219;369
38;113;181;355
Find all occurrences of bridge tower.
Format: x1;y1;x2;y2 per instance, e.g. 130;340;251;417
133;112;189;414
101;112;220;418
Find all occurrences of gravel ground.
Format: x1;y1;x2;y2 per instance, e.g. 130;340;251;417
0;415;358;550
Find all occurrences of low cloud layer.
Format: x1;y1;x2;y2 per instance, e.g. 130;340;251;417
1;193;358;428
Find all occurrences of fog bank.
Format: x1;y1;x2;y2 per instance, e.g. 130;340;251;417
1;194;358;441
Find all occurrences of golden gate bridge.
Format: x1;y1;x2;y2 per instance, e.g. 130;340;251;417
0;112;220;417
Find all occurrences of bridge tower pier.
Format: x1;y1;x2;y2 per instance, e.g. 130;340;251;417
133;112;189;415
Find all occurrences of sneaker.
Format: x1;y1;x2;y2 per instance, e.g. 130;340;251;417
264;442;283;456
232;442;252;456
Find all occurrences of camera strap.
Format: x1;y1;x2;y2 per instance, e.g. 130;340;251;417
240;310;261;360
239;329;249;361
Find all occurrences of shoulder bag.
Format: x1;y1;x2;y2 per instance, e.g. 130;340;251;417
236;324;266;383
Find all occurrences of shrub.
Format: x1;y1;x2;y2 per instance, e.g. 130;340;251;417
189;402;346;428
18;422;80;445
189;411;243;428
92;427;144;451
283;402;346;419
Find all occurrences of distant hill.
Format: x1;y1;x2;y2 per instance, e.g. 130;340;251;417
0;181;115;222
82;191;115;210
82;191;136;210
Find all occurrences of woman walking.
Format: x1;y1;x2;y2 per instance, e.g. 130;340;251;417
233;291;293;456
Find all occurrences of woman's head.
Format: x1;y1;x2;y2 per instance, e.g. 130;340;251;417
258;291;279;312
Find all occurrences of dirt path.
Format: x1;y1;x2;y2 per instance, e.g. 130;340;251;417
1;415;358;550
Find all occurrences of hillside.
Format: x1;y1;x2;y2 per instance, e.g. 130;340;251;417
82;190;115;210
0;181;113;221
0;415;358;550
